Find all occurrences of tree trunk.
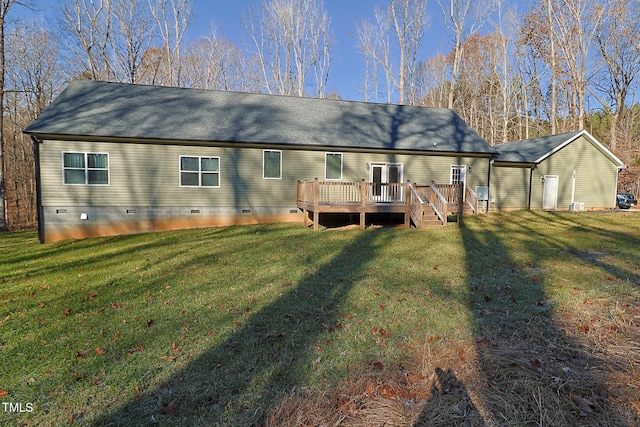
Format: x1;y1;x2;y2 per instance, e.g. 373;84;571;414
0;4;9;231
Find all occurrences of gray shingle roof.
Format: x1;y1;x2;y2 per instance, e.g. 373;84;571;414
494;131;583;163
25;80;497;155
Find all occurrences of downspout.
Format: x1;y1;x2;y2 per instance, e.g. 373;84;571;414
528;165;536;210
486;156;493;212
570;170;576;208
616;165;627;207
30;135;44;243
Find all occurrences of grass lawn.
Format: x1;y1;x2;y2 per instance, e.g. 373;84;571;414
1;211;639;426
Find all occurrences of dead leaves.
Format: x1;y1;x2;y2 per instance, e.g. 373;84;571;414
569;391;595;414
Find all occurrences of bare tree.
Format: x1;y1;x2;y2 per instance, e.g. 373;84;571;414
59;0;113;80
1;0;33;232
355;9;391;102
551;0;603;130
182;29;256;92
415;54;449;108
389;0;429;104
437;0;500;110
148;0;192;87
592;0;640;150
243;0;333;98
356;0;429;105
492;5;518;143
109;0;157;83
5;26;59;229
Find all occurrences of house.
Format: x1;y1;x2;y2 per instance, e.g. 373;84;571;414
489;130;626;211
24;80;498;242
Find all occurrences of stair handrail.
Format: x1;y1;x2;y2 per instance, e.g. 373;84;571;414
408;183;426;227
464;185;479;213
430;182;448;225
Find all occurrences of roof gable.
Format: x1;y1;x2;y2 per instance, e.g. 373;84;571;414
494;130;625;167
25;80;496;155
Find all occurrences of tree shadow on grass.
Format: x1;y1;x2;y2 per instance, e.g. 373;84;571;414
423;214;633;426
414;368;485;427
93;228;394;426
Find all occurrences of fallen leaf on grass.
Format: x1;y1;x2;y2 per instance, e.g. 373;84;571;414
88;291;97;300
370;360;384;371
584;299;593;305
379;384;409;399
0;389;8;397
128;344;145;354
95;347;106;355
63;308;71;317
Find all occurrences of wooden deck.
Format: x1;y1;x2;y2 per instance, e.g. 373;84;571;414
296;180;480;230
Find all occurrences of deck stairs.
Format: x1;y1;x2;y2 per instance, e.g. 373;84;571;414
420;205;443;227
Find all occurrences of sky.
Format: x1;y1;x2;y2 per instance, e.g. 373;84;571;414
13;0;527;101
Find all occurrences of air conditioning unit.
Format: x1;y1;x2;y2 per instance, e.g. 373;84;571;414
570;202;584;211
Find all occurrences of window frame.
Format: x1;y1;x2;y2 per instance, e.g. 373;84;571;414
62;151;110;186
262;149;282;180
325;152;343;180
179;155;221;188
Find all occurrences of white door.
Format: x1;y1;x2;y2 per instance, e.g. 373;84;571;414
370;163;403;202
450;165;467;186
542;175;558;210
450;165;467;201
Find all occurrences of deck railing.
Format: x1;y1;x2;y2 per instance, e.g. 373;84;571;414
430;183;448;224
298;179;407;206
465;185;479;213
408;184;426;227
297;179;477;229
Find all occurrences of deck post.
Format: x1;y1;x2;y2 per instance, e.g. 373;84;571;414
404;181;411;227
313;178;320;231
359;179;366;229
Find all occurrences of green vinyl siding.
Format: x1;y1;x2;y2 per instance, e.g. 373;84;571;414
490;166;531;209
39;139;491;208
530;136;619;209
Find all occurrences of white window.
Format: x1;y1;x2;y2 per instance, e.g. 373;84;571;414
325;153;343;180
63;152;109;185
263;150;282;179
180;156;220;187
